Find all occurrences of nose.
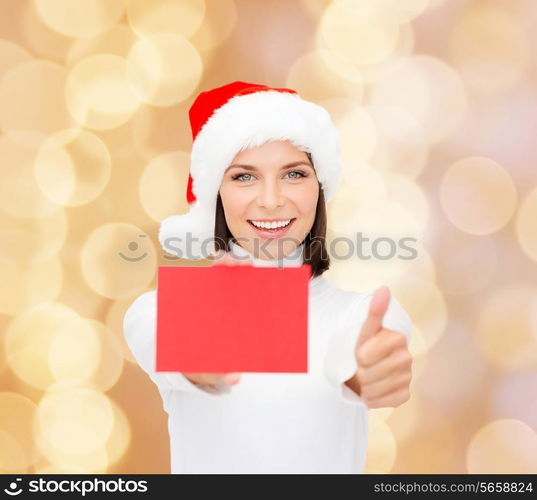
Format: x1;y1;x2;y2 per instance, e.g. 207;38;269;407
256;178;285;210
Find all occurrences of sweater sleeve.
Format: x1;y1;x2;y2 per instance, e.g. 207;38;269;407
324;291;413;406
123;290;230;396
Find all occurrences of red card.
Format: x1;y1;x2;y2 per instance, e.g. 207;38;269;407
156;264;310;373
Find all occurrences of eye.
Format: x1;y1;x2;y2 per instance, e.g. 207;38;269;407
286;170;307;179
232;173;254;182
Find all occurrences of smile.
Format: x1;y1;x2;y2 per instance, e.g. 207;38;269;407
248;219;293;229
247;218;296;239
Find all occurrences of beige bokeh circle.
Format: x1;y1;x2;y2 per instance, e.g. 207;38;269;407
66;25;138;66
0;207;68;264
106;399;131;468
320;18;415;86
372;55;467;143
34;129;111;206
384;173;429;232
105;294;155;364
139;151;191;222
0;255;63;316
449;4;529;94
476;285;537;371
81;223;157;299
286;50;364;103
66;54;141;130
390;278;448;351
20;0;74;62
189;0;237;52
0;60;75;134
48;317;101;386
337;106;378;165
387;0;429;23
33;395;130;473
127;0;206;39
0;393;38;472
0;39;32;76
0;132;61;218
516;187;537;263
333;0;428;23
440;156;517;235
467;419;537;473
126;33;203;107
34;386;115;463
319;1;400;65
0;431;28;473
367;105;429;179
84;320;125;392
365;415;398;473
434;231;498;296
5;302;84;389
34;0;127;39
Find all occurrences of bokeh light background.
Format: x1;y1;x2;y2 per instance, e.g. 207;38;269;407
1;0;536;474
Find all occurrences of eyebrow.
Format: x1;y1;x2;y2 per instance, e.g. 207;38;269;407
225;161;313;173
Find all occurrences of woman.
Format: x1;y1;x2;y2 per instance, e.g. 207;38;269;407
123;82;413;474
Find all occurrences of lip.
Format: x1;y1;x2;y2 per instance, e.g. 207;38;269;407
247;218;296;239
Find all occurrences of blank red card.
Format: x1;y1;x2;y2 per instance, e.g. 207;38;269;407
156;264;311;373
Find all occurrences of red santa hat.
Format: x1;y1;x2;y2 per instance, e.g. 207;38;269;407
159;81;342;259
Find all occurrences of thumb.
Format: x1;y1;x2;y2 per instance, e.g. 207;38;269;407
356;285;391;351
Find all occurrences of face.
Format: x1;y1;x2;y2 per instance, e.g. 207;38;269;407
218;140;319;260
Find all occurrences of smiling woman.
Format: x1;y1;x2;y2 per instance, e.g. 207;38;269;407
156;81;342;262
123;81;414;474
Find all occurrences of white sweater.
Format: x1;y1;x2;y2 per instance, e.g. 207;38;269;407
123;241;412;474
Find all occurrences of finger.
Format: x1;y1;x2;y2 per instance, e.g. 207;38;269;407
184;372;222;383
356;285;391;350
356;348;412;385
366;386;411;410
222;372;241;385
360;368;412;401
356;329;408;367
183;373;219;385
184;372;242;386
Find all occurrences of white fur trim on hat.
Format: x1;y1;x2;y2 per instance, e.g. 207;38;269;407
158;201;217;259
159;90;342;259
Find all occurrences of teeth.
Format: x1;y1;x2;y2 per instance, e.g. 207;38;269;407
250;219;292;229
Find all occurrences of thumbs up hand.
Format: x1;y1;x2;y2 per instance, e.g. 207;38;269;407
344;286;413;409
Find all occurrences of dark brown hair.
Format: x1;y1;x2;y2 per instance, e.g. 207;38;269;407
214;152;330;278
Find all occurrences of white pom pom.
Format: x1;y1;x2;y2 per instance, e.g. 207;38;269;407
158;202;217;260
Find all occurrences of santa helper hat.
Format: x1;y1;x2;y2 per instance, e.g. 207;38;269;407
159;81;342;260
